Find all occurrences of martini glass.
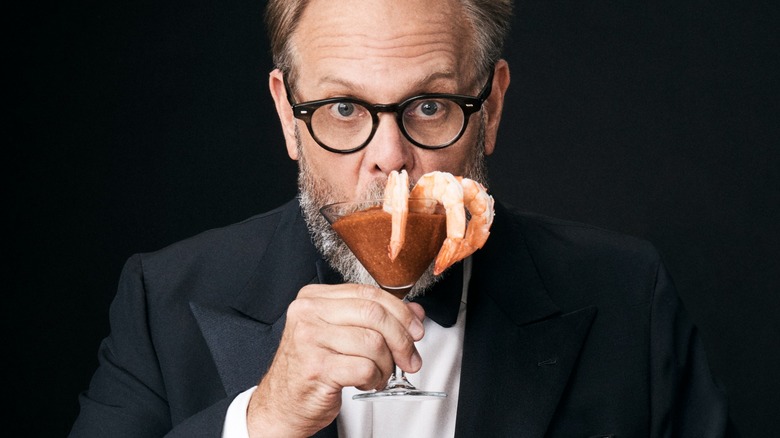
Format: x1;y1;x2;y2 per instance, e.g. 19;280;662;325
320;198;448;401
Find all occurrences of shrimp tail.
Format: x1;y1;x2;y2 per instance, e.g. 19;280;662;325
433;238;461;275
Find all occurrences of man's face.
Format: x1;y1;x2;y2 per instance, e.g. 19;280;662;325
281;0;495;200
269;0;507;291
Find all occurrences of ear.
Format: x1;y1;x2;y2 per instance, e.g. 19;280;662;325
269;68;300;160
483;59;510;156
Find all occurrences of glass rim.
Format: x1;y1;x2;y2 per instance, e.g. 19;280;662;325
319;197;444;221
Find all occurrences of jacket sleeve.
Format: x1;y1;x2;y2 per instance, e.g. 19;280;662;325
68;254;231;437
649;260;738;437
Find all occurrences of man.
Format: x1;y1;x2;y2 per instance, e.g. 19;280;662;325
70;0;733;436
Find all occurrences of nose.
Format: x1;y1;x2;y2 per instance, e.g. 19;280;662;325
362;113;414;175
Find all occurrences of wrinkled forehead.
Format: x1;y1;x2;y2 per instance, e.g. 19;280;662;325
288;0;477;89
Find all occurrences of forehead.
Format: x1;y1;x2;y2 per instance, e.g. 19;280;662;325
291;0;474;91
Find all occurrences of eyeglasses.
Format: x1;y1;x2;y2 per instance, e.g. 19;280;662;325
284;69;494;154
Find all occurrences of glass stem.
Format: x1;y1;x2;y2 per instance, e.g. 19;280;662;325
387;364;416;390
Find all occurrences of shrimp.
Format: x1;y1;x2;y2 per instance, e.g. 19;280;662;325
382;170;494;274
383;169;409;260
432;177;494;274
409;171;467;250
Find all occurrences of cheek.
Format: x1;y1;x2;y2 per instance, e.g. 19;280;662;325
302;142;363;195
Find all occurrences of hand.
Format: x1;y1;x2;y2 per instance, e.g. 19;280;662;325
246;283;426;437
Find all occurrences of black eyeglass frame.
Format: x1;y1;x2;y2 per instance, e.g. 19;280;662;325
283;69;495;154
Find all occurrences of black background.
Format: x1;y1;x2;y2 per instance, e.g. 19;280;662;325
10;0;778;436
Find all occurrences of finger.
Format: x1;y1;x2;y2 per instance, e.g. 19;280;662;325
299;284;425;341
406;301;426;324
326;354;388;391
313;324;395;378
289;294;422;372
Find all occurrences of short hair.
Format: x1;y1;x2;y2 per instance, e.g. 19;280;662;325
264;0;513;84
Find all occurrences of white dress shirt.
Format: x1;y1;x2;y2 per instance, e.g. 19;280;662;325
222;257;472;437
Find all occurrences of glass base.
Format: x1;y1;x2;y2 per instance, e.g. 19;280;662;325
352;388;447;401
352;372;446;401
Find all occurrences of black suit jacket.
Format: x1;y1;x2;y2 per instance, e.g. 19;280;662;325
70;199;732;437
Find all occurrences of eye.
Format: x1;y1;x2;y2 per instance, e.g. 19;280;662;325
406;98;451;120
324;101;367;121
336;102;355;117
419;101;439;116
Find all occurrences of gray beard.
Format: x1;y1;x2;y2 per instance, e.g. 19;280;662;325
297;117;489;298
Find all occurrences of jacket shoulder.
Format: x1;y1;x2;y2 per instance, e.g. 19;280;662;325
499;203;663;306
503;204;660;265
144;200;296;263
123;200;302;302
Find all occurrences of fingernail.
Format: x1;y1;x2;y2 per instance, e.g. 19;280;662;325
411;350;422;370
409;318;424;340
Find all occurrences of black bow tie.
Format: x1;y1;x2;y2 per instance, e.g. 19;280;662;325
409;262;463;328
315;259;463;328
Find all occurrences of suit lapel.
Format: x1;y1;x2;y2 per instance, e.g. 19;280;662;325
190;302;288;396
191;201;319;395
455;202;597;437
190;201;339;437
231;201;321;325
